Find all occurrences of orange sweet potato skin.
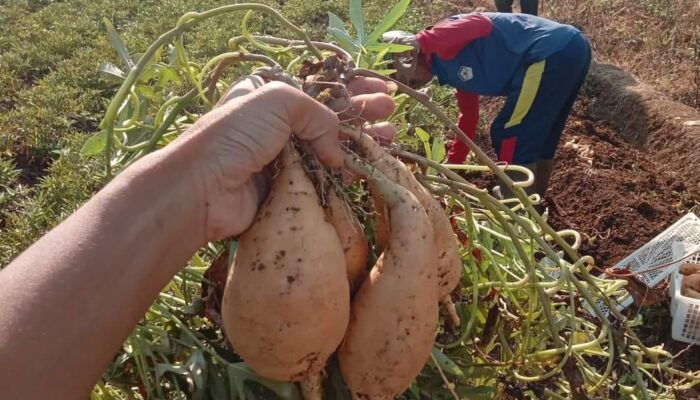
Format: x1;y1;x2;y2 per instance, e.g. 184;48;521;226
326;189;368;293
221;146;350;382
368;145;462;298
339;185;438;398
369;180;390;252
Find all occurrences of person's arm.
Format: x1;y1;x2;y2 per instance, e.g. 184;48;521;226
0;77;395;399
415;13;493;65
0;144;209;398
446;90;479;164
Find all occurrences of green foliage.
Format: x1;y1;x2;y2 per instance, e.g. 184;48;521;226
327;0;412;69
0;133;104;266
322;0;448;160
0;0;275;265
0;157;22;212
0;158;20;188
415;126;446;174
82;1;461;397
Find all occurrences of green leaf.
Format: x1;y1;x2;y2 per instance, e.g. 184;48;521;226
227;366;246;399
462;363;499;379
206;367;229;399
137;50;166;83
349;0;365;43
103;18;134;72
228;363;301;400
328;12;361;53
328;12;349;35
328;27;361;53
97;63;126;83
455;385;497;400
365;0;411;44
430;347;464;377
135;85;155;100
415;127;432;159
415;126;429;142
156;65;182;88
370;58;392;70
371;68;397;76
81;130;107;156
369;48;392;69
154;356;205;393
430;136;446;170
185;350;207;399
365;42;414;53
407;382;421;398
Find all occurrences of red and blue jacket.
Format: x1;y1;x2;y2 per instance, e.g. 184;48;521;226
415;13;581;163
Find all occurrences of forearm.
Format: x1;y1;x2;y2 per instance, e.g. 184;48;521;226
0;144;206;399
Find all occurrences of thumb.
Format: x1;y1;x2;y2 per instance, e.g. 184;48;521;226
217;75;266;106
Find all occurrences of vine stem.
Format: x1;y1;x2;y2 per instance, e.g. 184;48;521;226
429;352;460;400
443;163;535;188
176;4;322;59
198;52;280;105
100;3;320;176
390;149;623;384
228;35;353;63
342;153;401;206
391;147;663;360
422;174;663;390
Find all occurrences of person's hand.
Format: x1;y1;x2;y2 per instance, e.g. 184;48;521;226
169;75;396;242
0;74;396;400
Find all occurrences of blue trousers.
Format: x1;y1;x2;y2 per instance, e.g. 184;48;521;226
490;33;591;164
495;0;539;15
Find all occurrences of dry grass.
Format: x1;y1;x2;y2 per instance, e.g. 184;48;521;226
545;0;700;109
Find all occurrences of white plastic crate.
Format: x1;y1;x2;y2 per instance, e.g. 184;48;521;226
669;246;700;344
591;213;700;316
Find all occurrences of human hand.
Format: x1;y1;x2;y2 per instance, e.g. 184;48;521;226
170;74;396;242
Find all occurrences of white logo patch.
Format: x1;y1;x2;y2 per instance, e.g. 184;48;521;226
458;66;473;81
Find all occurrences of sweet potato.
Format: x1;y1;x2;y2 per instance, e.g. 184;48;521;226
325;188;368;293
221;144;350;395
338;165;439;399
350;130;462;326
679;263;700;276
369;180;390;252
681;273;700;300
680;263;700;299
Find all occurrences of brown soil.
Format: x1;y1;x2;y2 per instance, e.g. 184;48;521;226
545;97;696;267
585;63;700;199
